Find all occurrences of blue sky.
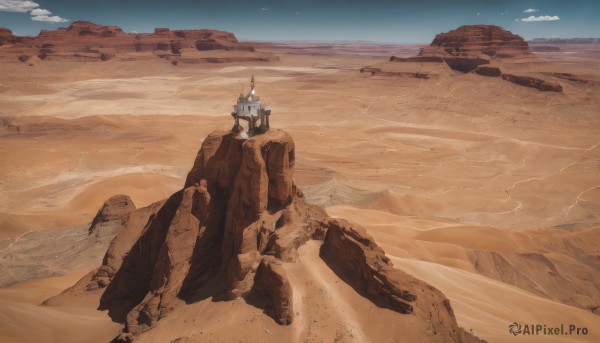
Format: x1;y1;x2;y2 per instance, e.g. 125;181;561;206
0;0;598;42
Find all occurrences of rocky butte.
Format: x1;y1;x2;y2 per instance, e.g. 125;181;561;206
46;78;484;342
376;24;563;92
391;25;535;72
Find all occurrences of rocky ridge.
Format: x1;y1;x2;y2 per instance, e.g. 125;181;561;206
0;21;277;64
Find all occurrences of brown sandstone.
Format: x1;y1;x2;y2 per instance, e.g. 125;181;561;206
0;27;15;46
251;256;294;324
0;21;277;63
389;25;536;73
502;73;563;92
474;66;502;77
80;129;483;342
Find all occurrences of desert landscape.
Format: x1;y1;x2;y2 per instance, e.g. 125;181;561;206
1;17;600;343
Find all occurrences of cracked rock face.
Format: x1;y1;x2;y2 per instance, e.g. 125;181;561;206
70;129;483;343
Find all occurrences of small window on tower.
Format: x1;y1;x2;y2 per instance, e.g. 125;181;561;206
248;106;251;111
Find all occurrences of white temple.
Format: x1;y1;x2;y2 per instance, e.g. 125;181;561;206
231;75;271;134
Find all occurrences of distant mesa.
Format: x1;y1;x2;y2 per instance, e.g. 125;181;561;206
365;25;563;92
530;45;561;52
0;27;16;46
529;37;600;45
0;21;278;64
391;25;535;73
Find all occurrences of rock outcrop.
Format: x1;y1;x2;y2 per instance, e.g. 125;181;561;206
531;46;561;52
322;219;416;313
89;194;136;232
250;256;294;324
86;200;165;291
0;21;277;63
473;66;502;77
390;25;535;73
0;27;15;46
0;194;156;289
541;72;599;85
321;219;483;342
530;38;600;44
425;25;532;59
502;74;563;92
360;67;430;79
382;25;565;92
68;128;484;342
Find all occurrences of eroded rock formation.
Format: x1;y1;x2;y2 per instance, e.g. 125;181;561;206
390;25;535;73
474;66;502;77
251;256;294;324
425;25;532;59
360;67;430;79
502;74;563;92
86;200;165;292
61;129;484;342
0;27;15;46
321;219;482;342
380;25;565;92
0;21;277;63
89;194;136;232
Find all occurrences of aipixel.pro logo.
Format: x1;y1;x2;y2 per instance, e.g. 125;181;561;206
509;322;589;336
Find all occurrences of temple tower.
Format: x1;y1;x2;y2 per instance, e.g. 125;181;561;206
231;75;271;134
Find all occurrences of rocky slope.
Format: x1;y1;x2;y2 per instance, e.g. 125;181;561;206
51;129;484;342
0;21;277;64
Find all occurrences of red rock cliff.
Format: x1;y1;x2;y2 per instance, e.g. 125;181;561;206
88;129;483;343
2;21;271;63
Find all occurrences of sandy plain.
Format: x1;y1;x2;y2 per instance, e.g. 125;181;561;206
1;43;600;342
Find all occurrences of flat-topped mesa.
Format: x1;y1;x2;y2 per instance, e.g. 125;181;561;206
390;25;535;73
231;75;272;135
425;25;532;58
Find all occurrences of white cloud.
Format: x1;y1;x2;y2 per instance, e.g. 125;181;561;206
520;15;560;22
523;9;538;13
0;1;68;23
261;7;270;11
30;8;50;16
0;0;39;12
476;12;480;16
31;14;68;23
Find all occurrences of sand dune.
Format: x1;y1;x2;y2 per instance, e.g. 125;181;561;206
394;257;600;343
0;270;120;343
